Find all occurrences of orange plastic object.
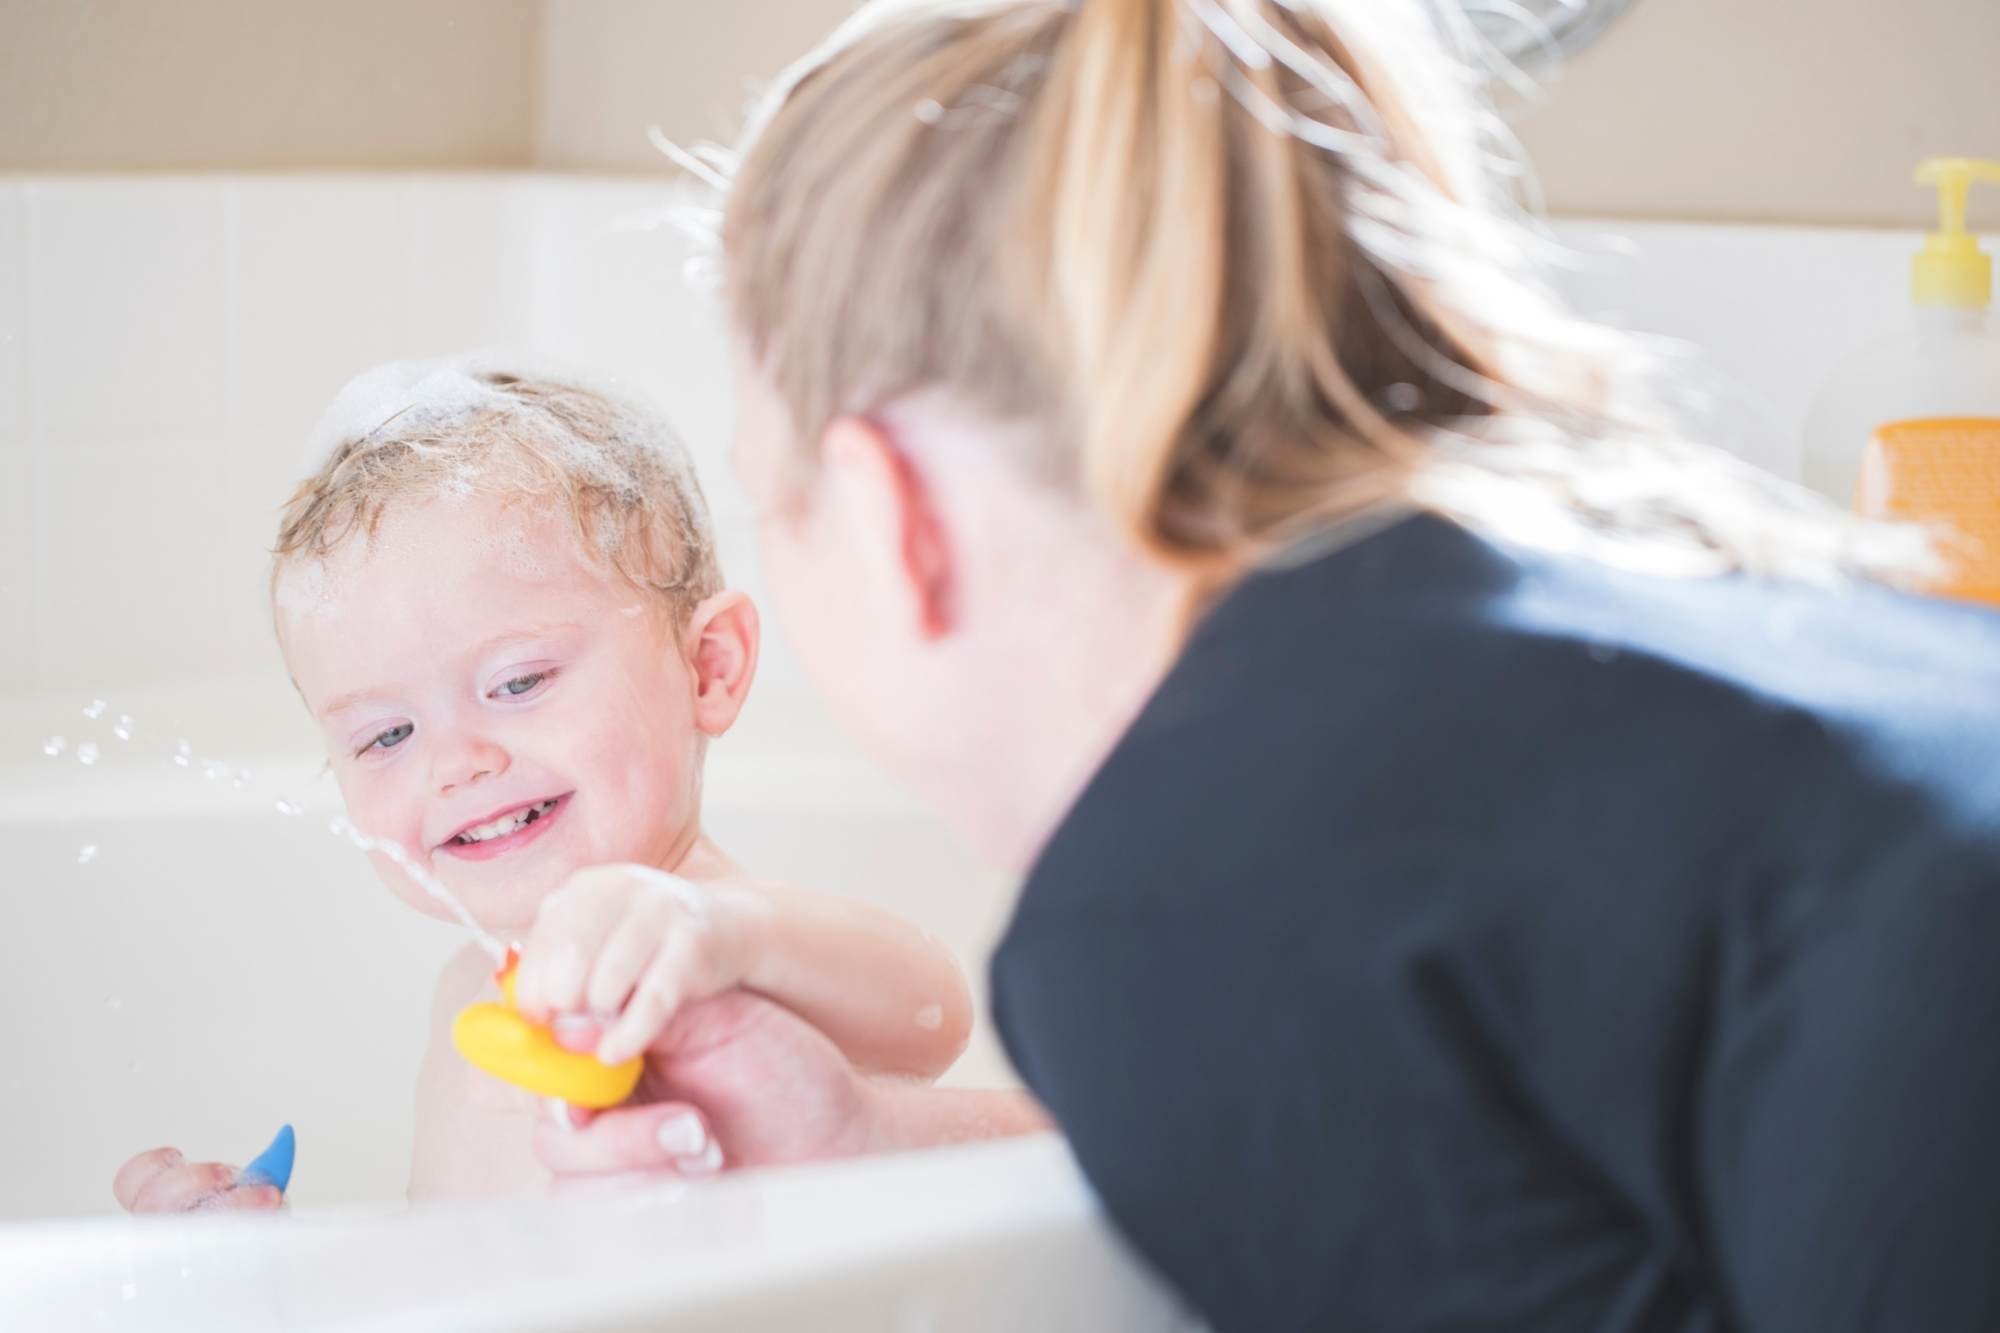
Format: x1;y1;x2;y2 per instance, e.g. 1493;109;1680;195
451;949;644;1109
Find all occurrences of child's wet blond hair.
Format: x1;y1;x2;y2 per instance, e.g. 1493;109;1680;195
711;0;1933;594
273;360;722;621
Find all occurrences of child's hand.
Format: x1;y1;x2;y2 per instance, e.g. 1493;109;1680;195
111;1147;284;1214
513;864;757;1067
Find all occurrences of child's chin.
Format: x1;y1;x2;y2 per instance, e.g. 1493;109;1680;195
388;861;556;942
437;865;561;930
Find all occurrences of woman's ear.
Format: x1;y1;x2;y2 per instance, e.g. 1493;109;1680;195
685;590;761;738
821;414;955;638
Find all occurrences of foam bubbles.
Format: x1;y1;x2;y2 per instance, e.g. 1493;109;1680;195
304;358;515;477
272;557;335;619
292;353;712;591
41;736;65;757
76;742;99;766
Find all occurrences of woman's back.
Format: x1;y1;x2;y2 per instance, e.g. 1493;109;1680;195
995;513;2000;1332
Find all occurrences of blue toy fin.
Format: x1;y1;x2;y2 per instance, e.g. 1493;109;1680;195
238;1124;295;1194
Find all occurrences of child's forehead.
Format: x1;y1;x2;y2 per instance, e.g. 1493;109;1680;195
274;492;627;650
323;494;597;593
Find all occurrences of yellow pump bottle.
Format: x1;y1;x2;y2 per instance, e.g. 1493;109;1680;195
1802;158;2000;606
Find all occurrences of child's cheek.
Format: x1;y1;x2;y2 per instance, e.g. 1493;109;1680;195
333;760;407;845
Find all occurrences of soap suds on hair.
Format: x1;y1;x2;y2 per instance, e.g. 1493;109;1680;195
274;352;723;621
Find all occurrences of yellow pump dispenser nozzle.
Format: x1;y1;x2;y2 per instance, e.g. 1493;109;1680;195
1913;158;2000;309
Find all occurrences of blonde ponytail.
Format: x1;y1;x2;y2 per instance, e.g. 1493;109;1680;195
714;0;1935;592
1027;0;1230;556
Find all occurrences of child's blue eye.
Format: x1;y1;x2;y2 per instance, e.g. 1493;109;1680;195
361;723;413;756
495;671;551;698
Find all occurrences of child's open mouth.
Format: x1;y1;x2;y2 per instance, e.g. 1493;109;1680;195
439;794;571;862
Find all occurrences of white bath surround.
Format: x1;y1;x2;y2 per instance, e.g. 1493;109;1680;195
0;170;1943;1325
0;1135;1195;1331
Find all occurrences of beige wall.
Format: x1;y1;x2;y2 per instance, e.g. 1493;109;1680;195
3;0;1997;226
533;0;852;171
0;0;541;170
1509;0;2000;227
531;0;2000;227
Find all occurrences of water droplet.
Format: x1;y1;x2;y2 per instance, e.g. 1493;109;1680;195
173;753;190;768
914;98;944;124
175;739;192;756
203;762;228;781
274;798;302;816
42;736;66;757
112;715;133;741
82;699;107;720
231;775;246;789
76;742;100;766
77;845;98;865
105;995;122;1011
914;1004;944;1031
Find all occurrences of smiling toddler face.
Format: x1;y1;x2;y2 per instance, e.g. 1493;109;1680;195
279;493;711;933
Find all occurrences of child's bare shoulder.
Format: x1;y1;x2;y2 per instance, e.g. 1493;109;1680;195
430;943;500;1024
411;944;544;1201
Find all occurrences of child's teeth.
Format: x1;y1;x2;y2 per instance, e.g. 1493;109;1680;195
458;800;556;845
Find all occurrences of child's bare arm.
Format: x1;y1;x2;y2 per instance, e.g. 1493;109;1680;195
726;877;974;1078
512;861;974;1080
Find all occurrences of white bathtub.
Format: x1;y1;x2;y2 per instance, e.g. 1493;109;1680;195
0;676;1190;1327
0;672;1024;1223
0;1135;1191;1330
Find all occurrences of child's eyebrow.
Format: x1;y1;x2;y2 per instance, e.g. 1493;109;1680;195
313;624;585;719
315;686;385;721
468;623;584;658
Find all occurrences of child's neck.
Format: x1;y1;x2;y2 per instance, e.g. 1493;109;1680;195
665;828;739;881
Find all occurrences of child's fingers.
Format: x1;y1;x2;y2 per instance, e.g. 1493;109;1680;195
194;1184;285;1213
531;1102;723;1179
595;949;690;1066
514;933;595;1020
516;879;625;1018
131;1161;238;1214
113;1147;184;1210
582;907;669;1016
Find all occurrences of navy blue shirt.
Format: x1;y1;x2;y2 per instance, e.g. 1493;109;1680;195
992;513;2000;1332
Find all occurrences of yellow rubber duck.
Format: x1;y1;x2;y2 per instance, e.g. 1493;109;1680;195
452;948;644;1109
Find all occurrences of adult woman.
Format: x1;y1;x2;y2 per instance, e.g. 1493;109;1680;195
539;2;2000;1327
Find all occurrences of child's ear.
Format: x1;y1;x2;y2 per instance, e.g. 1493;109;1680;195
685;590;761;738
821;414;954;638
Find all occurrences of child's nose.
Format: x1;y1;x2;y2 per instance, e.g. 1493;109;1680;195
432;736;511;796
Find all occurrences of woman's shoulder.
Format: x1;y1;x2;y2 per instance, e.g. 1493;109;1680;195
1022;512;2000;925
1181;510;2000;768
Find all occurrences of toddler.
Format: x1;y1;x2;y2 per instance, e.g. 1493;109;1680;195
112;359;974;1211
